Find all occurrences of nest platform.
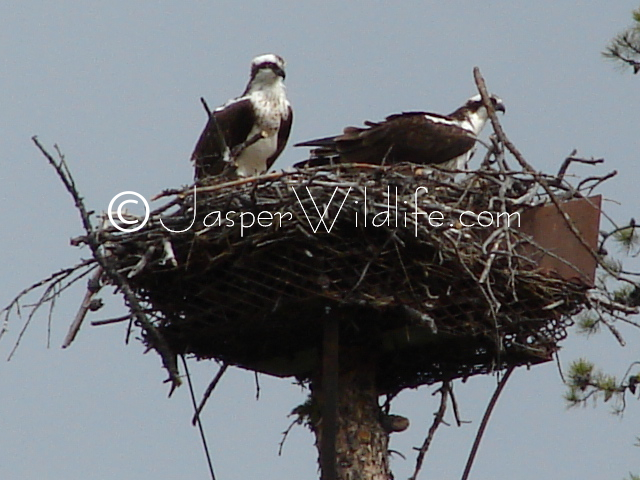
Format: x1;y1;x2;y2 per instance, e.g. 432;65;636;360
101;164;594;393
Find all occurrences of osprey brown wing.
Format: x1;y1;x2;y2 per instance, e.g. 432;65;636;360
334;112;476;165
192;98;256;179
265;105;293;171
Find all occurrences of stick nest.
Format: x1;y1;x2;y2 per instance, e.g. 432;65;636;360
97;163;593;393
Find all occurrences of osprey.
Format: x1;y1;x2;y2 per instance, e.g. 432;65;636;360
192;54;293;179
294;94;505;169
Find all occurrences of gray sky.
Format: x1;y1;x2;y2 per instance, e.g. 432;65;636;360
2;2;640;479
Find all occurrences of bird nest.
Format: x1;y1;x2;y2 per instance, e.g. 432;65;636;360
95;162;598;393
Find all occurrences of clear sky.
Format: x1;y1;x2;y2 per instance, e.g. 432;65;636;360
2;2;640;479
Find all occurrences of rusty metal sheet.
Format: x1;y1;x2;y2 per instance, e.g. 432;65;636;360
517;195;602;286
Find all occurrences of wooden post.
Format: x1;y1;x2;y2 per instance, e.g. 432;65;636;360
321;315;339;480
313;321;392;480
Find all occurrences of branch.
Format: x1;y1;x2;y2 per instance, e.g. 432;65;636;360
32;137;182;390
191;363;229;425
460;366;515;480
62;266;103;348
409;382;450;480
278;416;302;456
473;67;534;173
200;96;231;164
556;151;604;182
182;356;217;480
3;259;97;359
473;68;616;281
91;314;132;326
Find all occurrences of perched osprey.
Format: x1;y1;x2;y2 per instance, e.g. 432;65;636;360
294;94;505;169
192;54;293;179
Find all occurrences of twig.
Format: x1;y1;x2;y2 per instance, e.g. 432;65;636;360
191;363;229;425
599;314;626;347
254;371;261;400
182;356;217;480
555;351;567;384
161;237;178;267
588;291;640;316
62;266;103;348
46;283;58;348
128;246;156;278
200;97;212;117
91;314;132;326
1;258;96;354
460;366;515;480
577;170;617;195
8;272;83;360
473;67;533;174
278;417;301;456
556;152;604;182
409;382;450;480
449;384;465;427
200;96;230;165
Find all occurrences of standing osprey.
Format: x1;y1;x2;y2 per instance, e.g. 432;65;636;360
192;54;293;179
294;94;504;169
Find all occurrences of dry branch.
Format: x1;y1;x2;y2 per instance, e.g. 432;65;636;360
410;381;450;480
31;137;181;389
191;363;229;425
62;267;103;348
460;366;515;480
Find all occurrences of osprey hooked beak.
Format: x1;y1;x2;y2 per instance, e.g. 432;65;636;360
492;96;506;114
271;64;286;79
250;53;287;80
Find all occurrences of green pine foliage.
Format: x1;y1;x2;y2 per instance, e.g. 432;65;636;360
614;226;640;254
575;312;600;336
565;359;621;407
603;7;640;74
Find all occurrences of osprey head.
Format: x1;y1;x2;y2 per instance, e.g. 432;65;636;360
451;93;505;135
250;53;287;81
464;93;505;114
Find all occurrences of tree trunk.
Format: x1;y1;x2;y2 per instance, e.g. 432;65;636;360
311;349;392;480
